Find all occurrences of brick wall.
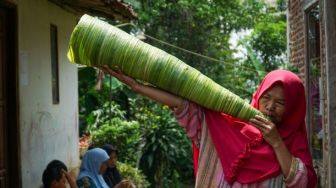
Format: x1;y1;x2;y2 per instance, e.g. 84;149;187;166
288;0;306;80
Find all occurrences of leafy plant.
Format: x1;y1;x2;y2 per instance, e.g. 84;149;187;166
79;66;137;135
91;118;142;165
228;0;290;99
78;67;102;135
85;102;126;133
130;98;193;187
118;162;150;188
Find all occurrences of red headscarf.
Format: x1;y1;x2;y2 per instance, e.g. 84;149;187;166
194;70;317;187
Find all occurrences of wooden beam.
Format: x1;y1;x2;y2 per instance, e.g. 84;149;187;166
324;0;336;187
49;0;137;22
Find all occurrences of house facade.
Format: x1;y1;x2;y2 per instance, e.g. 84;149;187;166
0;0;136;187
288;0;336;187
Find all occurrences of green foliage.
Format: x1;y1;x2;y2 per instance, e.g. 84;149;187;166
130;0;290;102
248;20;287;70
78;67;101;134
136;0;267;86
85;102;126;133
79;67;137;135
91;118;142;165
118;162;151;188
276;0;287;12
78;64;194;185
227;0;289;99
243;0;288;72
88;96;194;186
130;97;193;187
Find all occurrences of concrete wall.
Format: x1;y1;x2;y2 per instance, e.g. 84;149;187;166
10;0;80;187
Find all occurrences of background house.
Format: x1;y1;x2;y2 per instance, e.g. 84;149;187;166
0;0;136;187
288;0;336;187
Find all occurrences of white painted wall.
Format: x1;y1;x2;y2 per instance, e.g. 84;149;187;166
11;0;80;187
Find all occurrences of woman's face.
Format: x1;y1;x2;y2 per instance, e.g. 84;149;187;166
258;84;286;124
108;152;118;167
50;173;67;188
99;151;118;174
99;160;109;174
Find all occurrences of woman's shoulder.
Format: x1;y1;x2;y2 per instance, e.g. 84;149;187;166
76;176;97;188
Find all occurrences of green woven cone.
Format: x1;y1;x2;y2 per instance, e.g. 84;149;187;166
68;14;263;121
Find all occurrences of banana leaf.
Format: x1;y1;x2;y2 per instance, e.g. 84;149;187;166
68;14;264;121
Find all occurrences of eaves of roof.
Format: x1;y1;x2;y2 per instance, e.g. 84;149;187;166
49;0;137;22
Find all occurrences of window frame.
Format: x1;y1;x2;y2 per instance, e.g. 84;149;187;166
50;24;60;104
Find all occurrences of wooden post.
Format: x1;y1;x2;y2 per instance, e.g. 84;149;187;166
324;0;336;187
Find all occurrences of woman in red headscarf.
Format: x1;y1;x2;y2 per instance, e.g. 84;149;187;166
101;67;317;188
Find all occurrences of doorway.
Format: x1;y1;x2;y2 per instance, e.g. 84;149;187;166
0;2;20;188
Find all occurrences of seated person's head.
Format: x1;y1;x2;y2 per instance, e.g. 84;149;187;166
101;144;118;168
42;160;68;188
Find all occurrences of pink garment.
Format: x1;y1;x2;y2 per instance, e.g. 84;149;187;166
251;70;316;187
191;70;316;187
175;101;308;187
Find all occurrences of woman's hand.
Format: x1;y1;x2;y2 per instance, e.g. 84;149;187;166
114;179;134;188
250;115;282;148
99;65;140;91
250;115;298;181
62;169;78;188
